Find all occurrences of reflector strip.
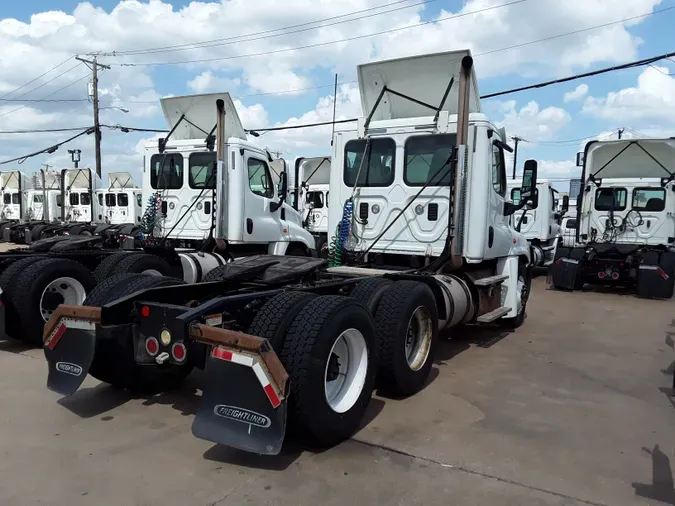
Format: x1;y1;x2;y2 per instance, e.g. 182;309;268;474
212;346;282;408
45;323;66;350
658;267;669;280
253;362;281;408
212;347;232;361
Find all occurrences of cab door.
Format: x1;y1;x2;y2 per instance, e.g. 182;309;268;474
243;153;284;243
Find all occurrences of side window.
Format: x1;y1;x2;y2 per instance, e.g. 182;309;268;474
56;195;62;207
491;144;506;196
105;194;116;207
343;138;396;187
326;191;329;207
118;194;129;207
404;134;455;186
137;194;143;207
70;193;79;205
3;194;10;204
189;152;216;189
98;194;103;206
150;154;183;189
11;194;20;205
632;188;665;212
34;194;44;203
306;191;324;209
595;188;627;211
247;158;274;198
81;193;91;206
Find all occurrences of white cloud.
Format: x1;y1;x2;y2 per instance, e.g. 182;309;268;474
0;0;665;175
564;84;589;102
187;71;241;94
582;65;675;125
496;100;571;142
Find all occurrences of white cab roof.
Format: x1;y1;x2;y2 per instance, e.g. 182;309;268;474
357;49;481;122
161;93;246;141
586;139;675;179
107;172;138;189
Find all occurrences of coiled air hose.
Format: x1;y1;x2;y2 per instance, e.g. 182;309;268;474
328;198;354;267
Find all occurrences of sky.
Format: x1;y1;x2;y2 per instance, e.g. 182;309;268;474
0;0;674;193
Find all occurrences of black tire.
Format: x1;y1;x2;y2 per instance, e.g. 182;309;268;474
0;256;46;338
84;272;163;307
87;274;192;393
10;258;96;345
202;264;228;282
281;295;377;447
286;244;307;256
115;252;173;277
248;291;317;352
374;280;439;397
350;277;393;314
93;252;137;282
498;262;532;329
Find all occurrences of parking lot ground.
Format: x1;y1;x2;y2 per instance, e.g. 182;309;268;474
0;276;673;505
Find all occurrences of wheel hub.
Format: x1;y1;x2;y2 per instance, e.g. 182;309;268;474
40;277;87;322
405;306;433;372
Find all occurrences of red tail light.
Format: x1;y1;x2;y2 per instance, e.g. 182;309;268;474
171;342;187;362
611;272;619;280
145;336;159;356
141;306;151;318
598;271;606;279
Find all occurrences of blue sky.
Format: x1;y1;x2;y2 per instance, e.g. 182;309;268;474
0;0;674;189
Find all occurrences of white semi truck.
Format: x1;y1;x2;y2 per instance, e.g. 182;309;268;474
551;137;675;298
507;179;567;267
42;49;540;457
291;156;331;255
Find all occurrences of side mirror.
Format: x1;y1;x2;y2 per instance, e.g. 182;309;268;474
576;151;584;167
520;159;538;204
561;195;569;213
271;172;287;213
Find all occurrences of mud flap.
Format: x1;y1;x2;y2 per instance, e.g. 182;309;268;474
190;325;289;455
42;305;101;396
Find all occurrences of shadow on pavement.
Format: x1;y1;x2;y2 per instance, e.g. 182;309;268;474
633;444;675;505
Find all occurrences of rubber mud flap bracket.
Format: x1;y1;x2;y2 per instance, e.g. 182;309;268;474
43;306;100;397
192;348;288;455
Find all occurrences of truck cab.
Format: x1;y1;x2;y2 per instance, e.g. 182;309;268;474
60;168;98;224
291;156;331;253
96;172;143;225
0;171;32;221
143;93;314;255
552;138;675;298
507;179;564;267
328;51;530;269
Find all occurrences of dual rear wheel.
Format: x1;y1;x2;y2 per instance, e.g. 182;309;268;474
248;278;438;447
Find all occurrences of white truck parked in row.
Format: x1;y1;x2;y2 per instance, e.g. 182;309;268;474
291;156;331;255
43;50;542;457
141;92;315;256
507;179;567;267
551;137;675;298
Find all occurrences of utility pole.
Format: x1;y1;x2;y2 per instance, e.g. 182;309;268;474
618;128;624;139
511;136;525;179
76;56;110;179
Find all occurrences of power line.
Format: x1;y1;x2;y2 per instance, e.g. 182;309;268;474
481;48;675;100
109;0;440;56
0;63;80;104
109;0;528;66
0;97;88;103
0;72;90;118
0;56;74;100
0;126;92;134
0;128;93;166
